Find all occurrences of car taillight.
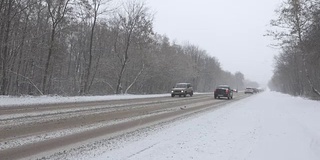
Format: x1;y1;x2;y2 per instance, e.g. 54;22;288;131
226;89;229;94
214;89;217;93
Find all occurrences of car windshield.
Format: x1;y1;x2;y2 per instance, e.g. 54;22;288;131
218;85;229;89
175;84;187;88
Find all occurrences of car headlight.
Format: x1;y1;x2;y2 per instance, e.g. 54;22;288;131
181;90;184;93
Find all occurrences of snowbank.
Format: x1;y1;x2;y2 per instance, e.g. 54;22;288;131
0;94;169;107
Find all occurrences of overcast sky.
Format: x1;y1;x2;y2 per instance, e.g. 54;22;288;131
145;0;282;86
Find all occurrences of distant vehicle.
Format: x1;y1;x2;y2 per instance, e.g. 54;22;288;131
257;88;265;92
244;88;255;94
171;83;193;97
214;85;233;99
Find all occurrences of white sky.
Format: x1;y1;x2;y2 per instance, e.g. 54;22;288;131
145;0;282;86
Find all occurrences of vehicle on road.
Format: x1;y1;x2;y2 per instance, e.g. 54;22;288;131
171;83;193;97
244;87;255;94
214;85;233;99
253;88;260;93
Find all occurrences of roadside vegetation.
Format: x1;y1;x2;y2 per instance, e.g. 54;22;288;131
0;0;256;96
268;0;320;100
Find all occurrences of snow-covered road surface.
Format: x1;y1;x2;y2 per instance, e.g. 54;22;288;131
1;91;319;160
2;93;249;159
91;91;320;160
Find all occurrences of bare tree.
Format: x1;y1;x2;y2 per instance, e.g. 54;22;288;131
268;0;320;97
42;0;71;94
0;0;13;95
0;0;256;96
77;0;113;95
235;71;244;90
112;0;153;94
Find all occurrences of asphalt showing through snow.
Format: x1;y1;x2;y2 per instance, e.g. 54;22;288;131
0;93;251;159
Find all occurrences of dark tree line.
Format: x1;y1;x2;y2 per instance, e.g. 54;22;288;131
268;0;320;99
0;0;247;96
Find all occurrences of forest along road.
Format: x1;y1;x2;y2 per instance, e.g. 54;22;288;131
0;93;251;159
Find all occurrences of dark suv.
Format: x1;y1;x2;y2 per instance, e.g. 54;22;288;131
171;83;193;97
214;85;233;99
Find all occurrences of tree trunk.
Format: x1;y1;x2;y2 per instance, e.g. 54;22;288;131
0;0;12;95
83;8;98;95
125;64;144;94
292;0;320;97
116;29;132;94
42;26;55;94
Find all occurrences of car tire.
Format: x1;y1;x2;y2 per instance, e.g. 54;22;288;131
190;92;193;97
184;93;186;97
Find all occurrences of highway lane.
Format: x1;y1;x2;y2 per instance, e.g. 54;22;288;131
0;93;251;159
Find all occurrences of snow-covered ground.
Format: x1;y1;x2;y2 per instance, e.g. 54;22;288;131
0;94;169;107
1;91;319;160
89;90;320;160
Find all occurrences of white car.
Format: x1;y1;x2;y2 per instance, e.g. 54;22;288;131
244;88;254;94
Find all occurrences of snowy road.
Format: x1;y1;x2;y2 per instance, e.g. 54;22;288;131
0;93;249;159
1;91;319;160
93;91;320;160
